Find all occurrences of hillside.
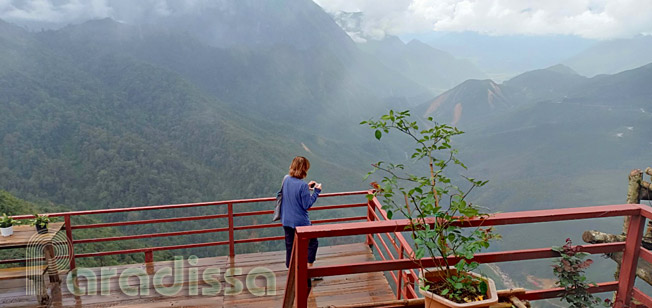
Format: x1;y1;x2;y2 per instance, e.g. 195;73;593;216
564;35;652;77
358;36;486;94
0;190;152;267
442;63;652;293
0;0;426;260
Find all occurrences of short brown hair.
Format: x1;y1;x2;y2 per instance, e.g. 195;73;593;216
289;156;310;179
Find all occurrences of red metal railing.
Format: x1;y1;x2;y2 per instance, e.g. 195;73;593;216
3;191;651;307
2;191;369;268
286;196;652;308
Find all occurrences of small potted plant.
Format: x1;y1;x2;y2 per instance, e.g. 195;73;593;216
362;110;500;308
31;213;51;234
0;213;17;237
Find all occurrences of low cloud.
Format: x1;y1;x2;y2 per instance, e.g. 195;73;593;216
0;0;216;29
314;0;652;40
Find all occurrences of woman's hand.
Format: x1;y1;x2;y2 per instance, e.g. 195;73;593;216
308;180;316;188
315;183;322;191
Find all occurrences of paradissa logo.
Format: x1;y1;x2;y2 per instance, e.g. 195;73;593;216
65;256;276;297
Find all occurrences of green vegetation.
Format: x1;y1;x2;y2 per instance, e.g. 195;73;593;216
362;110;498;303
30;213;51;229
552;238;610;308
0;213;17;228
0;190;154;268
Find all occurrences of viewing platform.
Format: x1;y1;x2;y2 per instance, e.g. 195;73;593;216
2;243;393;307
0;191;651;307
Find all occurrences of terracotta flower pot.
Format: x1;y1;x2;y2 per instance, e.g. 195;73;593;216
418;267;498;308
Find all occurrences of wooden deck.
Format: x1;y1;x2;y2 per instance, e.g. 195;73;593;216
1;243;396;308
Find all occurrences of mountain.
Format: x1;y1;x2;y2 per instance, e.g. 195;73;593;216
501;64;588;103
1;17;398;258
0;0;430;258
358;36;486;94
36;18;427;136
564;35;652;77
422;79;510;125
418;64;585;125
401;31;596;81
442;63;652;293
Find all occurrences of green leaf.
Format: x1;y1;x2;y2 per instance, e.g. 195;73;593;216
415;247;425;259
386;210;393;220
375;130;382;140
478;281;488;294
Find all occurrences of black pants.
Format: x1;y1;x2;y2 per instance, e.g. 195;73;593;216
284;226;318;268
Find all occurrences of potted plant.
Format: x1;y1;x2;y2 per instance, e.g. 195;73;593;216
362;110;500;307
552;238;611;308
0;213;17;237
31;213;51;234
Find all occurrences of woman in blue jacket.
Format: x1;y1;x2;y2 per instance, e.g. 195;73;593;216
281;156;322;273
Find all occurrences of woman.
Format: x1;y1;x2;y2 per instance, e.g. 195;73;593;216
281;156;322;272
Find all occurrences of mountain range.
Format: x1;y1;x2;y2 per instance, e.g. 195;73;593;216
1;0;651;302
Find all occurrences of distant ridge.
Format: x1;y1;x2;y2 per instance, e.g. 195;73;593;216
418;62;652;126
358;35;485;94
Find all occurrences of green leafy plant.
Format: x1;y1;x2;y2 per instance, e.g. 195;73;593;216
30;213;52;228
361;110;499;303
0;213;17;228
552;238;611;308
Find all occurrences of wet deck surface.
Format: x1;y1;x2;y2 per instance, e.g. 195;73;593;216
1;243;395;307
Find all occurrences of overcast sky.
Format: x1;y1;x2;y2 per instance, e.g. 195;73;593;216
314;0;652;41
1;0;651;41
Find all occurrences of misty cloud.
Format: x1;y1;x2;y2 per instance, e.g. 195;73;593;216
314;0;652;40
0;0;220;29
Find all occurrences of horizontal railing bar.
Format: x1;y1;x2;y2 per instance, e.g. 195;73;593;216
233;210;274;217
76;240;231;258
74;216;366;249
309;203;367;211
0;258;29;265
73;227;231;244
641;247;652;264
0;256;65;265
234;236;285;244
520;281;618;301
633;287;652;307
296;204;641;239
11;190;369;219
233;204;367;218
307;242;625;278
232;216;367;232
72;213;230;229
71;204;366;230
639;204;652;220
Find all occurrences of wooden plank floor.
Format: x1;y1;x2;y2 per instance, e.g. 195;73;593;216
0;243;396;308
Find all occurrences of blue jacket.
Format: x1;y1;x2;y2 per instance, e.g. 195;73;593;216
281;175;321;228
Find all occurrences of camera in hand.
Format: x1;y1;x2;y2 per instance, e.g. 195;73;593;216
309;182;316;188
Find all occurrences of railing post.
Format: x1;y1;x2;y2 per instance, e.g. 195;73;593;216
295;235;309;308
228;203;235;258
64;215;76;270
404;269;418;299
366;196;375;247
615;213;646;308
144;250;154;263
396;245;404;300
